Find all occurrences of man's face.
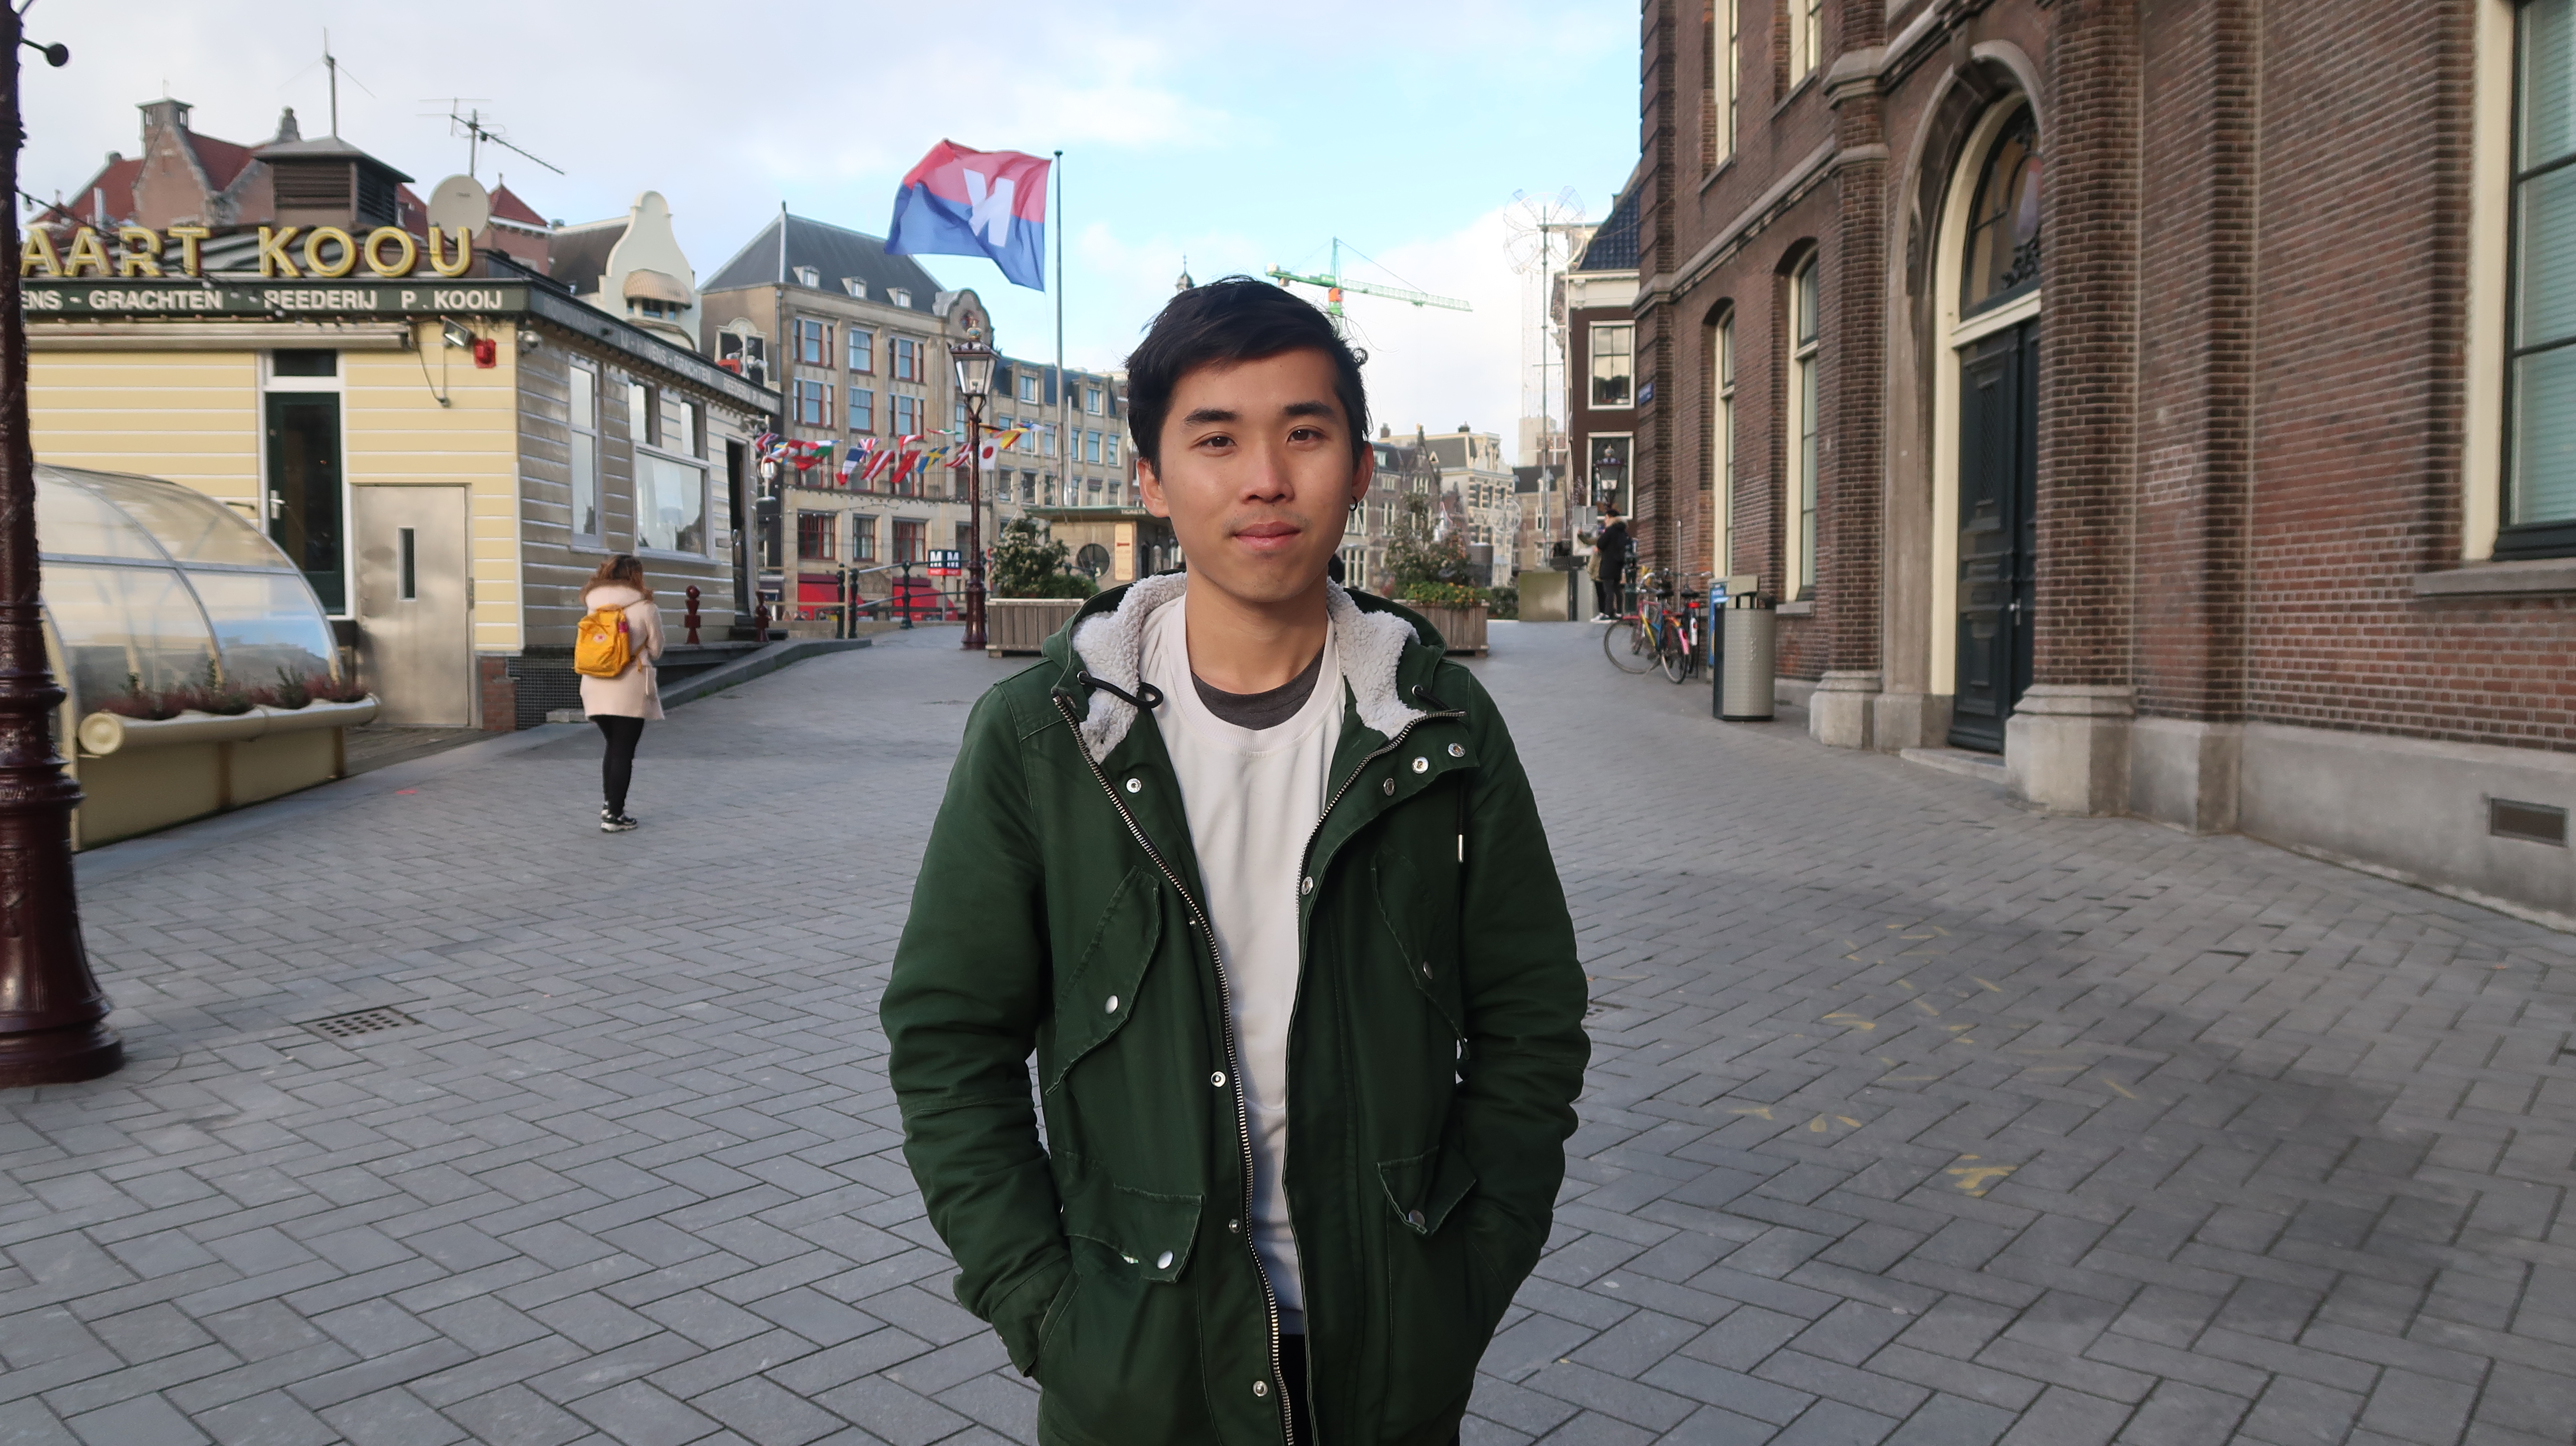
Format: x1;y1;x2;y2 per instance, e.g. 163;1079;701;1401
1138;349;1372;608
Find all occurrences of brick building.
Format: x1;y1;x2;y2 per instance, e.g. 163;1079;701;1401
1616;0;2576;924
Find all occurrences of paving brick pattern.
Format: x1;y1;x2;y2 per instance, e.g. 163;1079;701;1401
5;621;2573;1445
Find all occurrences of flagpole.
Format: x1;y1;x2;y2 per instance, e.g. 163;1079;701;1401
1054;149;1065;511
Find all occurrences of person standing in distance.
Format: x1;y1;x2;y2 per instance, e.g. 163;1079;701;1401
578;555;663;832
883;278;1587;1446
1587;507;1630;620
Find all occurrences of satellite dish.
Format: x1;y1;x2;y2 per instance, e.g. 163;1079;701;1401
425;175;491;234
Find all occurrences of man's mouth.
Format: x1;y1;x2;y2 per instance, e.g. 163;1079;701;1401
1235;521;1301;551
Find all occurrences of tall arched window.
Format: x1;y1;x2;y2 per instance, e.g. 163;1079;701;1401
1715;312;1736;573
2507;0;2576;555
1962;106;2042;315
1787;257;1821;598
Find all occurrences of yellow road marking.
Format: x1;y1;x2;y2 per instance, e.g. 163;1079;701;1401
1913;999;1941;1016
2104;1079;2139;1100
1972;977;2002;992
1945;1157;2017;1196
1728;1105;1774;1120
1837;1116;1861;1127
1825;1012;1878;1031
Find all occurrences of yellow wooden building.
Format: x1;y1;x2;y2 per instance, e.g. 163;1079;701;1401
22;270;777;728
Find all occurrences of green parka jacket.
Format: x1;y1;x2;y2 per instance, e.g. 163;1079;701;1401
882;577;1588;1446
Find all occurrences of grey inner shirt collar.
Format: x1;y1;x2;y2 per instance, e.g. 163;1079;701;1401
1191;645;1327;732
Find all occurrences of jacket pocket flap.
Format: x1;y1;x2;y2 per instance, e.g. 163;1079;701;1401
1372;854;1466;1035
1377;1140;1480;1237
1066;1181;1202;1284
1045;868;1162;1092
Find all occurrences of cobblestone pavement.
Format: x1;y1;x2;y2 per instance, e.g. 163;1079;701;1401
7;621;2575;1446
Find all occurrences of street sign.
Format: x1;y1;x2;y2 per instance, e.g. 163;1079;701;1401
926;547;961;577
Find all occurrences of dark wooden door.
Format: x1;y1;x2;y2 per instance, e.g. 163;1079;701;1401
1948;321;2038;752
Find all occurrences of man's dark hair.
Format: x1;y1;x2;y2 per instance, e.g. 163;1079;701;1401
1124;277;1369;470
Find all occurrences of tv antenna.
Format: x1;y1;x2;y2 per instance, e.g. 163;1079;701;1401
434;103;564;181
290;31;377;137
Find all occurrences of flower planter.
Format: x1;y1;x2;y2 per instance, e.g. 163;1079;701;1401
987;597;1087;656
1412;603;1489;656
76;697;381;756
70;696;381;850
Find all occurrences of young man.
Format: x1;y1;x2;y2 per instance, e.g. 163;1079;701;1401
884;279;1587;1446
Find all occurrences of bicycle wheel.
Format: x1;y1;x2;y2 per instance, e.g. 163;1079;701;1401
1659;623;1692;683
1603;618;1652;672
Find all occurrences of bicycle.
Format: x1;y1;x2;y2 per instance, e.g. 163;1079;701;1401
1655;573;1715;684
1602;569;1661;673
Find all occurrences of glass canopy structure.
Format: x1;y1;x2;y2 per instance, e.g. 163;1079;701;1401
35;465;338;719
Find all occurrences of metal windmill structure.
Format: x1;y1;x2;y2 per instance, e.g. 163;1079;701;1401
1266;238;1469;338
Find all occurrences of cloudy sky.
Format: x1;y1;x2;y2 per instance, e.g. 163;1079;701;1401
21;0;1637;459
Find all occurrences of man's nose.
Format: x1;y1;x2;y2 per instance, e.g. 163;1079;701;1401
1240;442;1294;502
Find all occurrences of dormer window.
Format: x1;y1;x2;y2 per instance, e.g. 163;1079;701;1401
794;265;820;288
842;278;867;298
887;288;912;308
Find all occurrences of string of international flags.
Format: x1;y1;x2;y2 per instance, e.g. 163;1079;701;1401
751;424;1039;490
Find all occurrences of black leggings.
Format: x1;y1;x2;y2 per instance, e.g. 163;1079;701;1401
595;715;644;814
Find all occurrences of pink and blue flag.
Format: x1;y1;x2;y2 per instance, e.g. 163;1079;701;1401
884;142;1051;291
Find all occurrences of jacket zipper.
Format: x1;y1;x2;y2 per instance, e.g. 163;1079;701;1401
1052;691;1295;1442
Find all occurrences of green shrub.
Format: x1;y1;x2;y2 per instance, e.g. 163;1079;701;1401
1488;586;1518;619
990;517;1099;600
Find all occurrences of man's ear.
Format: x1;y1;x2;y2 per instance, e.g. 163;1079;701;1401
1348;444;1375;506
1138;457;1171;518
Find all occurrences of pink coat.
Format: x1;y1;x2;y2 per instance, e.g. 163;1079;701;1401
578;584;665;720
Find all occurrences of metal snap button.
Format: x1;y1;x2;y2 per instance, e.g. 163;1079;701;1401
1382;778;1396;796
1125;777;1142;794
1211;1071;1226;1087
1448;743;1465;757
1422;963;1433;978
1156;1250;1174;1269
1228;1218;1242;1234
1252;1380;1270;1398
1407;1209;1426;1228
1300;876;1314;895
1104;996;1119;1013
1411;757;1429;773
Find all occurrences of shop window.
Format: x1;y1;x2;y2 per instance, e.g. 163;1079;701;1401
848;328;875;373
663;398;696;458
893;518;926;563
637;453;707;554
719;330;766;386
795;317;828;366
798;512;836;560
1590;323;1634;407
2506;0;2576;555
569;359;601;541
627;379;652;443
849;388;876;433
1789;256;1821;599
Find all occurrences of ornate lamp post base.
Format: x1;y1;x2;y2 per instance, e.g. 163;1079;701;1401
0;1023;121;1089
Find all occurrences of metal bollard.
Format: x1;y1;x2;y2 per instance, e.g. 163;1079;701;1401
684;585;702;645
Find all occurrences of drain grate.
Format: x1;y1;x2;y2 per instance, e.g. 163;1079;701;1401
300;1006;419;1041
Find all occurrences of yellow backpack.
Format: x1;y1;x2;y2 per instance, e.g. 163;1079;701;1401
573;604;633;678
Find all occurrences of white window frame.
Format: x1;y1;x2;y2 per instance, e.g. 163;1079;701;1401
569;357;602;544
1590;322;1635;409
1714;0;1739;166
1787;257;1821;600
1789;0;1824;84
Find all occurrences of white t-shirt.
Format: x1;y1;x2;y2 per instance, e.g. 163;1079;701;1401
1139;590;1341;1333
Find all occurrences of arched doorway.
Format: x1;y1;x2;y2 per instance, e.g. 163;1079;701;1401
1936;103;2043;752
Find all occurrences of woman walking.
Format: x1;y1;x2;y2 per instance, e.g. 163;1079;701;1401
578;556;664;832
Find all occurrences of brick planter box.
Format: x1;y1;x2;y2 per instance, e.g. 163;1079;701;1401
988;597;1087;656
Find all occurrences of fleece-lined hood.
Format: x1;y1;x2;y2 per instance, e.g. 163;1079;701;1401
1045;574;1440;759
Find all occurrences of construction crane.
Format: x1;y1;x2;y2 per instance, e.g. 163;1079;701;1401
1267;238;1469;336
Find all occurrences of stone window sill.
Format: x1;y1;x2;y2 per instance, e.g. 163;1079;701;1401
1778;600;1816;617
2412;558;2576;598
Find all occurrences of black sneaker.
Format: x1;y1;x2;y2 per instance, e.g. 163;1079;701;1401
601;813;639;833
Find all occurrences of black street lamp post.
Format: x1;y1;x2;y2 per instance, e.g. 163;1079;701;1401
950;329;996;651
0;17;119;1088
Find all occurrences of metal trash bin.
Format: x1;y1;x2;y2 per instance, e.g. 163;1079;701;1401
1719;599;1776;722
